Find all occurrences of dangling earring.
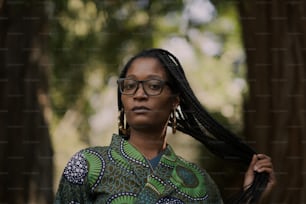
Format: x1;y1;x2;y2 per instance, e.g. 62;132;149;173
171;109;177;134
118;108;127;135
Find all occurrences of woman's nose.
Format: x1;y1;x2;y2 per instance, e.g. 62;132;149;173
133;83;148;98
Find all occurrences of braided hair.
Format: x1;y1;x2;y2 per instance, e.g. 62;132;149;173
117;48;269;203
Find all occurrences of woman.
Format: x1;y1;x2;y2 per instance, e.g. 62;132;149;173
55;48;275;203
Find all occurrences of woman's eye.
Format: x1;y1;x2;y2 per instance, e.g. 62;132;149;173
124;82;136;90
148;83;162;90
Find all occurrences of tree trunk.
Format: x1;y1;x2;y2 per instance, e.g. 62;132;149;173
239;0;306;203
0;1;53;203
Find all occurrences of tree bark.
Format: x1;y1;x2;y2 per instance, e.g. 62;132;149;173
0;1;53;203
239;0;306;203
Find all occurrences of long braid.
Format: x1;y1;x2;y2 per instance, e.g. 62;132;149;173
156;50;253;156
117;48;269;203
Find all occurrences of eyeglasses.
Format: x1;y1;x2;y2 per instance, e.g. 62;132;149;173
117;78;169;96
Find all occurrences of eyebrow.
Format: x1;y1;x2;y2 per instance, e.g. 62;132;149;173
125;74;165;80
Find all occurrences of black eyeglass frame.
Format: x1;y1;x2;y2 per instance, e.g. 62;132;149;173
117;78;170;96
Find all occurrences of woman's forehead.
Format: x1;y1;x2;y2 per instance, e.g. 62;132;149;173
125;57;167;79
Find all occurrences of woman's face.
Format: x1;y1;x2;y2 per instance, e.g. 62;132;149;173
121;57;179;132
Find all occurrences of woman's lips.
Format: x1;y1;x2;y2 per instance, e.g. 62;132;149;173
131;106;150;113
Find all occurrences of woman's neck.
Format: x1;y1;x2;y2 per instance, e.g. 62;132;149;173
128;128;167;160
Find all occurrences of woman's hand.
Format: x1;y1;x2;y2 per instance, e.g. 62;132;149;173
243;154;276;200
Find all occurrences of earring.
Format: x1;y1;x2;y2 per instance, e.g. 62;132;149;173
171;109;177;134
118;108;127;135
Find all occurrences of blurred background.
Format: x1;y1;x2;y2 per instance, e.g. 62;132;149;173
0;0;305;203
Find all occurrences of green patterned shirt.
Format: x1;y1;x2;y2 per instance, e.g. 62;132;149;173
55;134;223;203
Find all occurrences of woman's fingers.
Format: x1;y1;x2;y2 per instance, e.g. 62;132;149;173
244;153;276;192
254;154;276;197
243;154;258;188
253;154;273;172
248;154;258;170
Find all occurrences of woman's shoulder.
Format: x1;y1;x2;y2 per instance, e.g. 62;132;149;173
175;156;218;185
61;146;109;187
82;145;109;156
175;156;207;174
67;146;109;165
